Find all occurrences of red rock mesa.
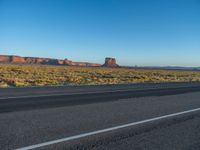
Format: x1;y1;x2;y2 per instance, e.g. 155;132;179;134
102;57;119;67
0;55;119;67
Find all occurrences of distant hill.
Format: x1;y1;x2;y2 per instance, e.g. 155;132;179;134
0;55;119;67
122;66;200;71
1;54;199;70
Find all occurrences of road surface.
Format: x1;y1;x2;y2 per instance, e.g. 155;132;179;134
1;82;200;150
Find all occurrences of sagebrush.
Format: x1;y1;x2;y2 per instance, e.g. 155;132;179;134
1;64;200;87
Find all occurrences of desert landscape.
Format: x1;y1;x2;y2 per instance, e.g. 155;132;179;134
1;55;200;87
1;1;200;149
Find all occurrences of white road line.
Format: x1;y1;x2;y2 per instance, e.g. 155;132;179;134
0;85;195;100
15;107;200;150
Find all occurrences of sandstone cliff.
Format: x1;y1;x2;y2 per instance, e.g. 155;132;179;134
102;57;119;67
0;55;119;67
0;55;102;67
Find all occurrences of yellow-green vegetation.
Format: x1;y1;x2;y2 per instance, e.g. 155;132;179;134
1;64;200;87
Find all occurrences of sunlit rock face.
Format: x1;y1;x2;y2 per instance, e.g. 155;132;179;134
0;55;10;63
11;56;26;63
102;57;119;67
0;54;102;67
0;55;26;63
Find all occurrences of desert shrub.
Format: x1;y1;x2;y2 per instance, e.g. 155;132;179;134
1;64;200;87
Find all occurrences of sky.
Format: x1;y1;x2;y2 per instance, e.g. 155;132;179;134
0;0;200;67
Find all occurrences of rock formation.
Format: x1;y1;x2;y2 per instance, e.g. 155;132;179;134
102;57;119;67
0;55;102;67
0;55;10;62
11;56;26;63
0;54;119;67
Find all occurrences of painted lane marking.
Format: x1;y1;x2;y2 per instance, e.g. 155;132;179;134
16;107;200;150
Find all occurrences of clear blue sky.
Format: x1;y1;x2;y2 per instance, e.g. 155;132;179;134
0;0;200;66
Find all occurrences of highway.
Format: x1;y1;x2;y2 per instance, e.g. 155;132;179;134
1;82;200;150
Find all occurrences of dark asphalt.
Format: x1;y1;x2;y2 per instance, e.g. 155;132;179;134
1;82;200;113
1;83;200;150
1;82;200;98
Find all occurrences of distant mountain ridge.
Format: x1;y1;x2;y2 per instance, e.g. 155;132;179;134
122;66;200;71
1;54;198;70
0;55;119;67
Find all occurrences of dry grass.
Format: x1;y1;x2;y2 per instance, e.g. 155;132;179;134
1;64;200;87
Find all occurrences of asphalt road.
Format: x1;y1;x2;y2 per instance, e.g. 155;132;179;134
1;82;200;98
1;83;200;150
